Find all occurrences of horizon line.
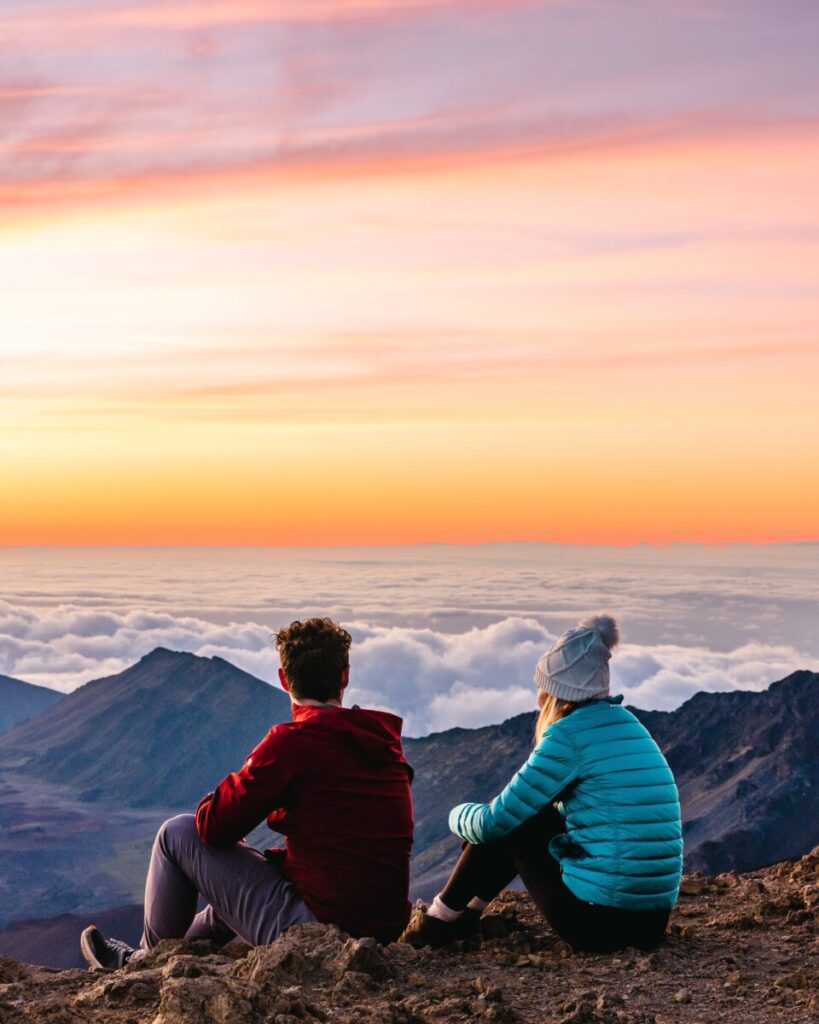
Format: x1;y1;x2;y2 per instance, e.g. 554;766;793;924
2;539;819;552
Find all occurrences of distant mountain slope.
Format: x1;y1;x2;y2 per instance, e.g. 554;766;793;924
0;648;291;807
635;669;819;874
0;675;63;736
405;670;819;893
0;904;143;970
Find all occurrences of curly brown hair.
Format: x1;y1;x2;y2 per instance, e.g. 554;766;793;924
275;617;352;702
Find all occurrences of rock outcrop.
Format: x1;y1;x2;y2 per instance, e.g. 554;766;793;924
637;670;819;875
1;850;816;1024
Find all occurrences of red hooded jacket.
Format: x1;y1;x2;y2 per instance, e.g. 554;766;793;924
195;703;414;941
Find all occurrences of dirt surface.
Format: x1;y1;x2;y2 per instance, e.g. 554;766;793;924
1;849;816;1024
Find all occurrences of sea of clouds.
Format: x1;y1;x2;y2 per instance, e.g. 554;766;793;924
1;544;817;735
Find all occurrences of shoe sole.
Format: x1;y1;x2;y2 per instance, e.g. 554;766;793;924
80;926;113;972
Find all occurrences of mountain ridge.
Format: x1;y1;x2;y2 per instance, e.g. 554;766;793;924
0;647;291;807
0;673;63;737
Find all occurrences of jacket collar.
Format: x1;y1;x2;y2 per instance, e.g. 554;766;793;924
291;702;344;720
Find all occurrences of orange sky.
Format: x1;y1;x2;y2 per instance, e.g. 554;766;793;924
1;1;818;545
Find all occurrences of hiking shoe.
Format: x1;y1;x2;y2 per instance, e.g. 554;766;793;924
398;904;480;949
453;907;482;941
80;926;138;971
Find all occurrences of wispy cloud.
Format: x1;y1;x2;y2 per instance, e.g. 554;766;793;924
4;107;816;219
4;324;817;433
2;0;817;216
0;0;544;37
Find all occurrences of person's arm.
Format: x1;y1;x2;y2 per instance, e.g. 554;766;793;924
195;725;294;846
449;723;579;844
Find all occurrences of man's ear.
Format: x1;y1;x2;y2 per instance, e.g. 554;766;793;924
339;666;350;693
278;667;291;694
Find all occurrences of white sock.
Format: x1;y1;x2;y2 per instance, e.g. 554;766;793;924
467;897;489;912
427;894;463;922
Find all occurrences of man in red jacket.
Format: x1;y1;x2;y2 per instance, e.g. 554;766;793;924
81;618;414;970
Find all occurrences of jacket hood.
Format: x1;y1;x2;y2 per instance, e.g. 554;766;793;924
291;703;413;779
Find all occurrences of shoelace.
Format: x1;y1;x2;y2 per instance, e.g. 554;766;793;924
106;937;135;959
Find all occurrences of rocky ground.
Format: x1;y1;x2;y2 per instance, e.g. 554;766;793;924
1;850;816;1024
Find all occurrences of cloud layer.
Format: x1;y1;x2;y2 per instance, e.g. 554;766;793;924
349;619;811;733
3;544;817;734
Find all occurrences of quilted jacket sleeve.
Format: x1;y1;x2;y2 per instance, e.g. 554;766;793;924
448;722;579;844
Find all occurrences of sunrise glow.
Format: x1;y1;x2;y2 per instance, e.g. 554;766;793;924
2;1;818;545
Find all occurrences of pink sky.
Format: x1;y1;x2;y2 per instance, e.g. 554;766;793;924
1;1;818;545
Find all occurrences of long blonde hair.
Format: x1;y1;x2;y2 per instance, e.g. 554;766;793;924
534;692;577;745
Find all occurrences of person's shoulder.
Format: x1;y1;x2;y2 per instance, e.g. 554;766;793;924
264;719;300;738
558;697;629;735
570;698;659;747
536;713;576;749
249;720;300;758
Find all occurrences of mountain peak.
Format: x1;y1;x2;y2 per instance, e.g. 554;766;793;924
0;647;291;809
138;646;195;664
768;668;818;695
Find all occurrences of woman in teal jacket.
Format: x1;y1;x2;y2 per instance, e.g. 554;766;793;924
400;615;683;952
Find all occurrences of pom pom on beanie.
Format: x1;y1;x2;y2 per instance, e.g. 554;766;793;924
534;614;620;703
578;614;619;651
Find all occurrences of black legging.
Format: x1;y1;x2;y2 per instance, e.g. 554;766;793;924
439;805;669;952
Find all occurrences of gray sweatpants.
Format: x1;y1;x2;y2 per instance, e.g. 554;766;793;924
140;814;316;951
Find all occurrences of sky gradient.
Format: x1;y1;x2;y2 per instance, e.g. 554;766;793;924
2;1;818;545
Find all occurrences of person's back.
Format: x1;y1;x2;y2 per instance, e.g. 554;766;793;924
80;616;414;972
540;697;681;911
274;706;413;939
199;702;413;940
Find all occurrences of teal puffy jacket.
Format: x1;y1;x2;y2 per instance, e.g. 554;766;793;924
448;696;682;911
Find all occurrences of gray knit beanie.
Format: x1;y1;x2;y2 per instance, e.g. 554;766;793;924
534;615;620;702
